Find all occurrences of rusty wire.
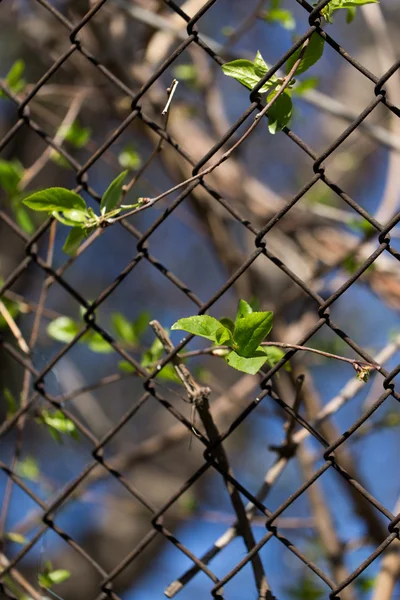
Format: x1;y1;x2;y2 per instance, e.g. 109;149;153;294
0;0;400;598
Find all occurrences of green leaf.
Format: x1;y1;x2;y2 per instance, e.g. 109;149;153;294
254;51;272;80
233;311;274;357
47;316;80;343
215;326;234;346
225;350;269;375
171;315;224;342
15;456;40;481
118;360;136;373
235;299;253;321
50;150;72;169
264;8;295;30
356;576;376;592
219;317;235;333
286;33;325;76
3;388;17;417
286;574;324;599
59;120;91;148
100;170;128;215
85;331;113;353
141;337;164;367
112;312;137;345
340;0;378;5
347;217;375;235
14;205;34;234
38;573;53;589
133;311;150;338
292;76;319;96
118;146;142;170
6;532;27;544
47;570;71;585
156;363;181;383
62;227;86;256
173;64;198;85
23;188;87;213
261;346;291;370
0;60;26;98
40;409;78;440
221;59;273;94
267;90;292;134
346;6;356;22
0;296;19;330
0;159;24;195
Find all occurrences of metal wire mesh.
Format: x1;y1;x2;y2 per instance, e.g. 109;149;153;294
1;0;400;598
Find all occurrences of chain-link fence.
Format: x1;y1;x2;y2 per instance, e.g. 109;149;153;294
1;0;400;599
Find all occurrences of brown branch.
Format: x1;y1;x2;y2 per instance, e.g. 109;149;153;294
149;320;271;600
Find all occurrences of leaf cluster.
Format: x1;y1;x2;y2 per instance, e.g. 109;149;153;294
22;171;145;255
171;299;287;374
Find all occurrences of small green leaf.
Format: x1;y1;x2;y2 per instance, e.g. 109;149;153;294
261;346;291;370
3;388;17;417
85;331;113;353
15;456;40;481
341;0;378;5
0;60;26;98
47;316;80;343
14;205;34;234
23;188;87;213
215;326;234;346
173;64;198;85
219;317;235;333
118;360;136;373
286;33;325;76
254;51;270;79
40;409;78;440
171;315;224;342
0;296;19;330
0;159;24;195
133;311;150;338
59;120;91;148
347;218;375;235
346;6;356;22
264;8;295;30
235;299;253;321
233;311;274;357
63;227;86;256
118;146;142;170
112;312;137;345
141;337;164;367
292;76;319;96
267;90;292;134
39;573;53;589
356;576;376;592
6;532;27;544
156;363;181;383
100;171;128;215
47;570;71;585
225;350;268;375
221;59;273;93
50;150;72;169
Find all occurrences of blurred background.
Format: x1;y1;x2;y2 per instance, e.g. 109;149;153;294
1;0;400;598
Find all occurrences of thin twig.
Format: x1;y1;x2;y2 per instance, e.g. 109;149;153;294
113;41;309;223
165;335;399;594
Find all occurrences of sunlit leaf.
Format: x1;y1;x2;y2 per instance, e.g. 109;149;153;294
100;171;128;215
286;33;325;76
23;188;87;213
47;316;80;343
